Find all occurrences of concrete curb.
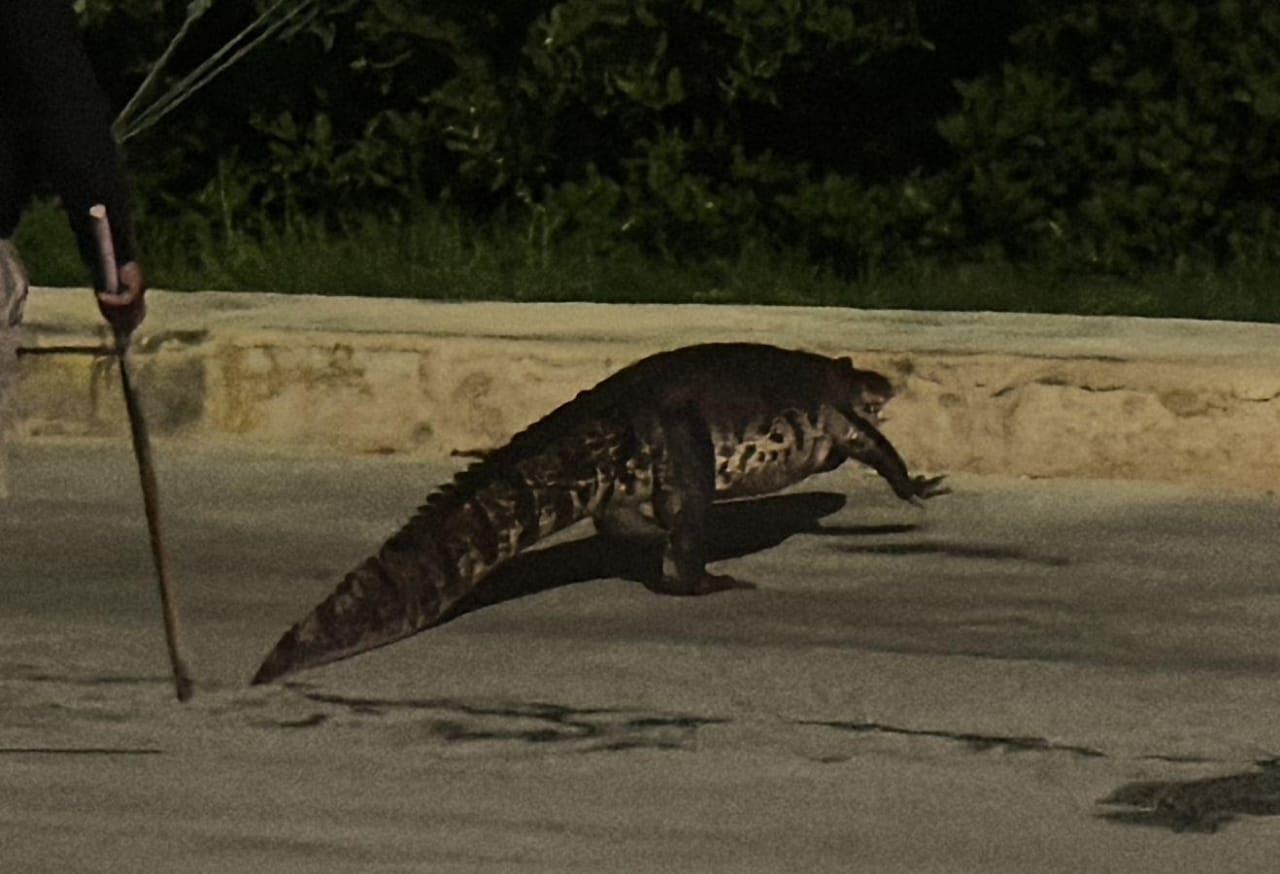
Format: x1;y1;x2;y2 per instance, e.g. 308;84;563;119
10;287;1280;489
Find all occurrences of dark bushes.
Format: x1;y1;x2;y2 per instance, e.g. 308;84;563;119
67;0;1280;296
941;1;1280;274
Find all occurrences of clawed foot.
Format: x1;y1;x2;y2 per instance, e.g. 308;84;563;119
644;572;756;597
911;474;950;503
914;474;949;498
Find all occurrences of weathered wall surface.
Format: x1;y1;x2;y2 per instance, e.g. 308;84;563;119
9;289;1280;489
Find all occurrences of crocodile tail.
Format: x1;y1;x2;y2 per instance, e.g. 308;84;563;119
251;422;624;684
249;519;456;685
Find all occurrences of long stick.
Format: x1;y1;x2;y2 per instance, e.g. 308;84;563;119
89;206;193;702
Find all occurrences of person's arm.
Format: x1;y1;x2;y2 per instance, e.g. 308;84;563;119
0;0;144;333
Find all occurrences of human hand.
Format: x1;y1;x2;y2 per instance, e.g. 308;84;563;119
96;260;146;338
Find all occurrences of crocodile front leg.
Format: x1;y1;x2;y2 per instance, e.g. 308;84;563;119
835;409;949;504
645;406;754;596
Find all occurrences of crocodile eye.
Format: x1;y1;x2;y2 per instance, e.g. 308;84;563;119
864;403;881;419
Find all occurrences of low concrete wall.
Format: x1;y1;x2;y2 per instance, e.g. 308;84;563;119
10;288;1280;489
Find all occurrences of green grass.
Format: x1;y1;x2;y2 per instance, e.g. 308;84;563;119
11;200;88;286
14;198;1280;322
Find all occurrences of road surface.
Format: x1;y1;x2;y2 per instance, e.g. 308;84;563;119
3;442;1280;871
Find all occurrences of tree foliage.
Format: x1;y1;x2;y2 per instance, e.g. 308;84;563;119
941;0;1280;273
74;0;1280;282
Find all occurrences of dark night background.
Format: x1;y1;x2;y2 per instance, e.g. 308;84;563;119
42;0;1280;313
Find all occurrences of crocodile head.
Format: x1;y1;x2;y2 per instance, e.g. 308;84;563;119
831;355;895;422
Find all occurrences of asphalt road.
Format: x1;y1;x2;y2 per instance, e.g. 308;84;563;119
3;442;1280;872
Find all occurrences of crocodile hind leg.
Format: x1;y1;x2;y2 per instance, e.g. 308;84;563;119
644;406;754;596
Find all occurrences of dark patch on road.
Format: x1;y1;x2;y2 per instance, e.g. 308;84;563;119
1100;762;1280;833
281;690;727;753
0;747;162;755
806;523;919;537
261;712;330;729
800;718;1105;758
1139;753;1219;765
435;491;851;627
6;667;170;688
830;540;1070;567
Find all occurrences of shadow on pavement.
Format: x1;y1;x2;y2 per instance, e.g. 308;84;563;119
830;539;1070;567
438;490;902;626
1099;761;1280;833
269;691;729;754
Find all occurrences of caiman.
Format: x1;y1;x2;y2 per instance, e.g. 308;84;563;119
252;342;947;684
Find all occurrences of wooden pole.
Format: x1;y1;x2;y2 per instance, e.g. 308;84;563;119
89;205;193;702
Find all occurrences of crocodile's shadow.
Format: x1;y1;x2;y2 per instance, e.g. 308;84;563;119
1098;762;1280;833
438;491;914;626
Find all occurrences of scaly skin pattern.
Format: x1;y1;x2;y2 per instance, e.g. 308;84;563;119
251;343;946;684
